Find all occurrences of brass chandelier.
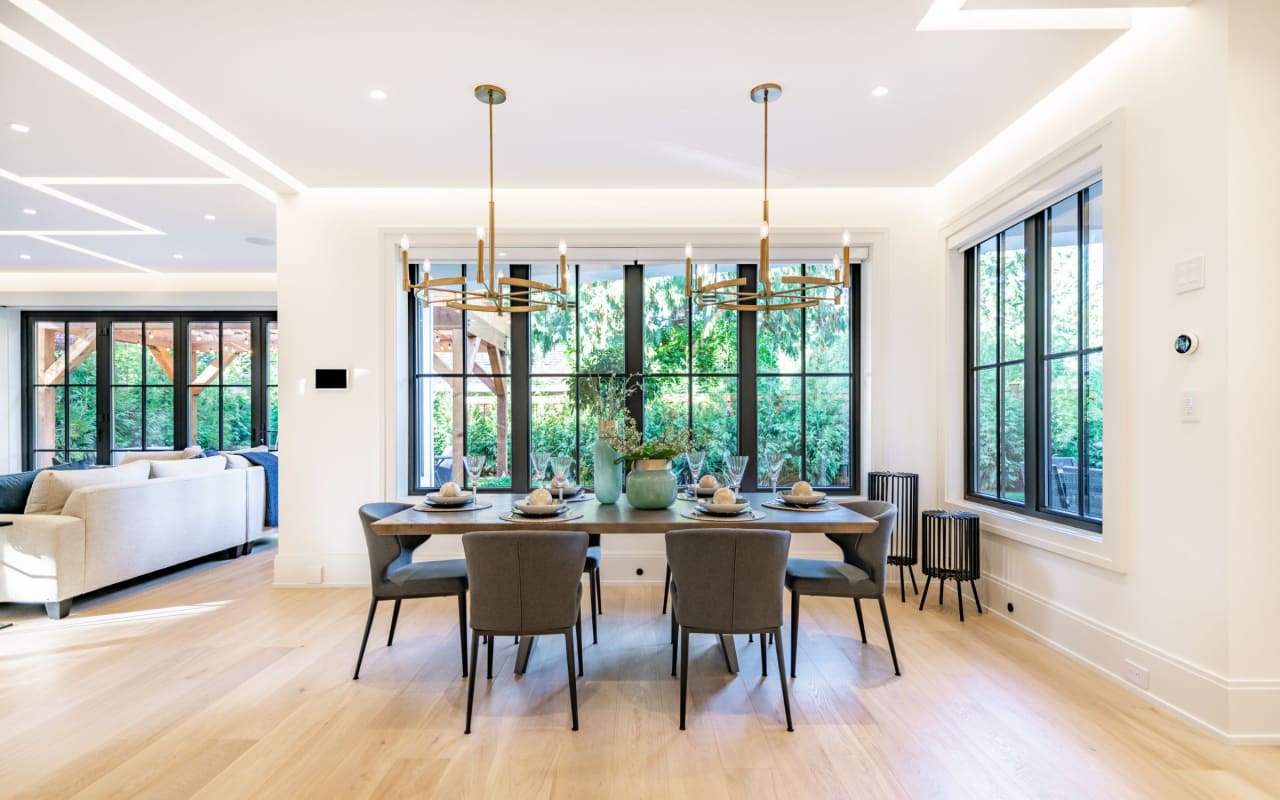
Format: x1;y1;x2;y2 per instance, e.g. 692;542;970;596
400;84;574;314
688;83;852;312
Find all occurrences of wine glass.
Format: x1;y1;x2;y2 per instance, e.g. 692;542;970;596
764;449;787;497
684;450;705;498
463;454;486;498
531;450;551;489
551;456;574;501
725;455;749;498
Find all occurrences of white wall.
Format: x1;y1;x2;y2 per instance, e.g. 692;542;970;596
933;0;1278;742
274;187;939;585
0;308;20;473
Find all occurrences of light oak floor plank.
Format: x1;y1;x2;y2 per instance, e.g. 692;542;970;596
0;542;1276;799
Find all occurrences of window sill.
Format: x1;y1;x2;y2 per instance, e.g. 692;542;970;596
943;498;1125;573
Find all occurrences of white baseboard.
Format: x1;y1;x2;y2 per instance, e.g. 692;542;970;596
982;573;1280;745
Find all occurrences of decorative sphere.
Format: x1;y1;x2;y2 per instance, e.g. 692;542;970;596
712;487;737;505
528;488;553;506
791;481;813;496
699;474;720;489
550;476;568;489
440;481;461;497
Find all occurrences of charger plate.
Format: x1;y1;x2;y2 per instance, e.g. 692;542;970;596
680;508;767;522
761;501;836;513
413;501;494;512
499;509;584;523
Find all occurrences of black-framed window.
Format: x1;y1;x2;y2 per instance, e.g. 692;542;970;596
22;311;278;468
408;260;861;495
966;180;1103;530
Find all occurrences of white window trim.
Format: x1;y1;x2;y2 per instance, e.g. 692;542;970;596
939;111;1130;573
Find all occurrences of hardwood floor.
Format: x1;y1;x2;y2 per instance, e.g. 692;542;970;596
1;542;1277;799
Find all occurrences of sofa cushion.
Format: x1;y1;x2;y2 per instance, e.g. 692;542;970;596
150;455;227;478
0;461;92;514
222;445;267;469
25;461;150;515
118;446;202;465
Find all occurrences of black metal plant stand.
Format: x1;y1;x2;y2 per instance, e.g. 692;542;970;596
918;510;983;621
867;471;919;602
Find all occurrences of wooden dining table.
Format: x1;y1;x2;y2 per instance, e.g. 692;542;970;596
373;491;876;675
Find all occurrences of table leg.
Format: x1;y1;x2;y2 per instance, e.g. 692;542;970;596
718;634;739;674
515;635;536;675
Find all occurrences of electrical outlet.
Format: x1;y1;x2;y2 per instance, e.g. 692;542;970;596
1180;389;1201;423
1122;659;1149;690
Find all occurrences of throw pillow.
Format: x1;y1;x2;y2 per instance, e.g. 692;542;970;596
0;461;91;514
119;446;202;465
222;445;267;469
150;455;227;478
24;461;150;515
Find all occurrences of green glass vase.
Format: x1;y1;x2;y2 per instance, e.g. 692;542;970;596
625;459;678;510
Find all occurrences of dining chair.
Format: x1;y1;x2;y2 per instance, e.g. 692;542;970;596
666;527;794;732
784;500;901;677
462;529;588;733
585;533;603;643
353;502;469;680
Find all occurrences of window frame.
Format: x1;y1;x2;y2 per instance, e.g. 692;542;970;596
964;182;1102;533
20;310;278;468
406;260;861;496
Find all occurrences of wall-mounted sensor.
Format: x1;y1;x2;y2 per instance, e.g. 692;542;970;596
1174;333;1199;355
315;368;349;389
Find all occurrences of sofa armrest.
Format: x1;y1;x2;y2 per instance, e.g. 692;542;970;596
0;513;87;604
245;466;266;537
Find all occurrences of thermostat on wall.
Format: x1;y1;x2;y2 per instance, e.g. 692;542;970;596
315;369;349;390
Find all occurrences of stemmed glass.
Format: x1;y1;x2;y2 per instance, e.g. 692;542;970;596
551;456;574;502
725;455;749;498
463;454;486;498
764;449;787;497
684;451;705;498
531;450;551;490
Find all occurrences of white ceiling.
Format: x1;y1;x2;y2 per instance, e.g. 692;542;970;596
0;0;1183;273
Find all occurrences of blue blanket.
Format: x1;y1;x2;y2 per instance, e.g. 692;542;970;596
240;450;279;527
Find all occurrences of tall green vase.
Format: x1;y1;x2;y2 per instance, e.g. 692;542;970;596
592;421;623;504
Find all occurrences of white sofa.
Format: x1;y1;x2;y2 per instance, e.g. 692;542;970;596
0;464;265;619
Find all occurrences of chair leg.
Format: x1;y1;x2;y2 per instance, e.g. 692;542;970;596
970;580;984;614
918;576;932;611
679;627;691;730
387;598;403;647
671;622;679;677
909;565;919;594
956;579;965;622
790;591;800;678
595;567;603;613
588;570;599;645
760;631;768;677
854;598;867;643
457;593;469;677
465;630;480;734
487;631;495;679
576;611;584;677
662;564;671;614
563;631;579;731
352;599;377;680
878;597;901;676
748;633;754;643
899;564;906;603
773;627;793;732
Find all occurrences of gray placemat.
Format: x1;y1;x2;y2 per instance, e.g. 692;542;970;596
499;509;584;523
761;501;836;513
413;501;494;512
680;508;767;522
564;493;595;503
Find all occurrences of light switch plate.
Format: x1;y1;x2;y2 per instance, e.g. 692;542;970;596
1174;257;1206;294
1180;389;1201;422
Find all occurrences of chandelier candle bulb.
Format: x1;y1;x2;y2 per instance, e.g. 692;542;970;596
423;257;431;283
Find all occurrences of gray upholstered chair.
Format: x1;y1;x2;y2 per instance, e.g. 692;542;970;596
462;530;588;733
666;527;794;732
353;502;470;680
585;533;603;643
785;500;901;678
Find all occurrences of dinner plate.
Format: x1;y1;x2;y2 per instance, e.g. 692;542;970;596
425;492;476;507
696;501;751;516
514;501;569;517
546;484;583;498
775;494;829;508
778;491;827;507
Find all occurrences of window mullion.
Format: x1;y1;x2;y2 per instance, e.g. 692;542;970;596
1025;214;1042;513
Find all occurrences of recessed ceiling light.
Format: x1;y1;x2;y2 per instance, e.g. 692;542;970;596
19;253;31;260
172;253;184;260
498;252;507;257
9;122;30;133
871;86;890;98
369;88;388;100
22;208;37;215
203;213;216;221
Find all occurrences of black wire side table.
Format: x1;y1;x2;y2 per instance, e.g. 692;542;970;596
867;471;919;602
918;510;983;621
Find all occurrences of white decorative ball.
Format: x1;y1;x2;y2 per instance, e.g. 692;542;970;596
791;481;813;496
528;488;553;506
699;474;720;489
712;487;737;505
440;481;461;497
